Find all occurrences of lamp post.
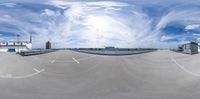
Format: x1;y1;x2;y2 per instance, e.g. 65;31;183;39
17;34;20;53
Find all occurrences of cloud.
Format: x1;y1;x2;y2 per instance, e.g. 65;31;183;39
41;9;56;16
86;1;128;7
192;33;200;36
50;1;156;48
49;1;128;9
0;3;16;7
41;9;61;17
160;35;175;41
0;1;182;48
154;8;200;45
1;0;200;48
0;33;3;40
185;24;200;30
156;9;200;31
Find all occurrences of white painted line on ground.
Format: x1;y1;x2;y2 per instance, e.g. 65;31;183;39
50;60;55;64
33;68;42;73
170;56;200;77
48;55;59;63
0;68;45;79
53;55;97;63
72;57;80;64
55;60;75;63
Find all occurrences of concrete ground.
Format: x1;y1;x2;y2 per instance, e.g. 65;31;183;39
0;50;200;99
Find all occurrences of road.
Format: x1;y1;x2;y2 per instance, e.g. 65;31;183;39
0;50;200;99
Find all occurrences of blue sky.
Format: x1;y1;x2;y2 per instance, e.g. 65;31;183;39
0;0;200;48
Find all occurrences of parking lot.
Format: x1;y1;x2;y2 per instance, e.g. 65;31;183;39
0;50;200;99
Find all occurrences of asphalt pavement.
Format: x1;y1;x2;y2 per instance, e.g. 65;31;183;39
0;50;200;99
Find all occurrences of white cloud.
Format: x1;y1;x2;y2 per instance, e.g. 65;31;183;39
0;1;184;48
0;33;4;41
160;35;175;41
1;1;165;48
0;14;13;22
49;1;128;9
156;9;200;31
197;38;200;42
153;8;200;47
58;1;155;48
3;15;11;18
185;24;200;30
41;9;55;16
0;3;16;7
86;1;128;7
41;9;61;16
192;33;200;36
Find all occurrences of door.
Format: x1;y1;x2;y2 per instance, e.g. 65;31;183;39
7;48;16;52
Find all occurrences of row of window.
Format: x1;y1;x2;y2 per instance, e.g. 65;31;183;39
0;42;30;46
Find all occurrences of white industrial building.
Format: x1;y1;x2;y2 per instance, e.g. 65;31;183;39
180;42;198;55
0;35;32;52
198;43;200;52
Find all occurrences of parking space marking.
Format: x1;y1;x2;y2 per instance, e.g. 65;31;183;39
0;68;45;79
33;68;42;73
72;57;80;64
50;60;55;64
170;52;200;77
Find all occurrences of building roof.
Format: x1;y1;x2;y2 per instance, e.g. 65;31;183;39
0;45;27;47
0;41;30;43
182;42;198;46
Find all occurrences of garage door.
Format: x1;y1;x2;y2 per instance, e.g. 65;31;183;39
8;48;16;52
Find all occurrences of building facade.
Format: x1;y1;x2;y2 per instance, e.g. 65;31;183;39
181;42;198;55
0;42;32;52
198;43;200;52
0;34;32;52
46;41;51;49
105;46;116;51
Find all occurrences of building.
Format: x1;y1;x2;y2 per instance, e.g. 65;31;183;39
198;43;200;52
46;41;51;49
0;34;32;52
181;42;198;55
105;46;116;51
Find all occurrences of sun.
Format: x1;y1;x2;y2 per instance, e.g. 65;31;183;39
84;15;114;32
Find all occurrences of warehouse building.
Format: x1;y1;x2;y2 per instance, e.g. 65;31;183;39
198;43;200;52
0;34;32;52
181;42;198;55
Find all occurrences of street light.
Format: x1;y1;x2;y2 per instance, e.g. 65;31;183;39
17;34;20;53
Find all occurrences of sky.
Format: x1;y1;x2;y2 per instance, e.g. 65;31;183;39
0;0;200;48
